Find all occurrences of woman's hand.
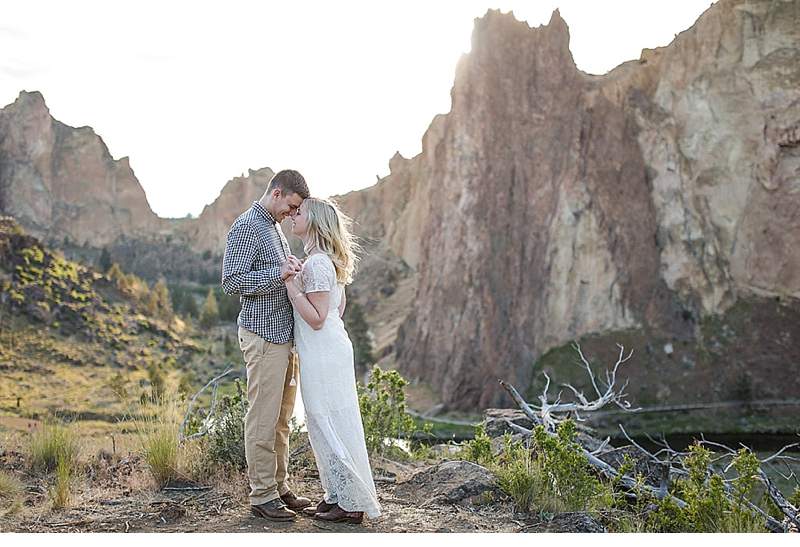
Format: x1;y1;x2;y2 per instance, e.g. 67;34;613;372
285;274;302;301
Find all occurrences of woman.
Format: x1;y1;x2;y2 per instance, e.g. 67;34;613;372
285;197;382;524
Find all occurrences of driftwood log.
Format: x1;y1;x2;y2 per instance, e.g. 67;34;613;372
499;343;799;533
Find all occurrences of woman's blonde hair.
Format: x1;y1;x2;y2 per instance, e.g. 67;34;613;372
303;197;360;285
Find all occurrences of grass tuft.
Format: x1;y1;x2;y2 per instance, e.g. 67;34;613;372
29;421;79;474
0;469;24;516
49;455;72;509
133;399;182;488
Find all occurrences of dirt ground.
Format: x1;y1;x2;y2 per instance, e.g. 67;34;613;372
0;451;528;533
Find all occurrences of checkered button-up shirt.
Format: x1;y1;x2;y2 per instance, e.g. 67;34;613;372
221;201;294;344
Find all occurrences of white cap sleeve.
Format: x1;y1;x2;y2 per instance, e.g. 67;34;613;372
301;254;335;293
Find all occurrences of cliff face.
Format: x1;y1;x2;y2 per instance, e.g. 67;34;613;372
0;92;276;278
0;91;163;247
339;0;800;409
175;167;275;255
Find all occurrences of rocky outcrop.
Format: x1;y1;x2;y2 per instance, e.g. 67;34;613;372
526;512;606;533
0;91;163;247
337;0;800;410
0;92;278;280
394;460;499;505
176;167;275;255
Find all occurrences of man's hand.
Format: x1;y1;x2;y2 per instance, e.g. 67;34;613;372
280;255;303;281
288;255;303;271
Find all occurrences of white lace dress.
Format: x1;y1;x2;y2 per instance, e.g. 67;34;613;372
293;252;382;518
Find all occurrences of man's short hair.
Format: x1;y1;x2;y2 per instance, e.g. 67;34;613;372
269;169;309;199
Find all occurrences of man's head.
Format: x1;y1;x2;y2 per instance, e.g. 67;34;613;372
261;169;309;222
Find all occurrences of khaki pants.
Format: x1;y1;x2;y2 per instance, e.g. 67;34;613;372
238;327;298;506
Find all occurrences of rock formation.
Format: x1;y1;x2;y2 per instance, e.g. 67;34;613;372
1;0;798;411
0;92;277;280
338;0;800;409
0;91;163;247
176;168;275;255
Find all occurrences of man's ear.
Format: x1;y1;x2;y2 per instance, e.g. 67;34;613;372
271;187;283;200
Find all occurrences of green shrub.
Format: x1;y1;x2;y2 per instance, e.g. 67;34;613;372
409;439;435;461
460;424;495;467
492;434;541;512
205;379;248;472
676;444;760;532
462;420;613;515
640;492;689;532
528;420;613;513
726;448;764;532
29;422;79;473
358;366;418;456
642;443;766;533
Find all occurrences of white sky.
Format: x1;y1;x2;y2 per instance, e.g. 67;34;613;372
1;1;713;218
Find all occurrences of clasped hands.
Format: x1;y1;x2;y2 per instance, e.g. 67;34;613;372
281;255;303;298
280;255;303;280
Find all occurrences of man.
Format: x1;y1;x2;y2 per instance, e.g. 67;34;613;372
221;169;312;521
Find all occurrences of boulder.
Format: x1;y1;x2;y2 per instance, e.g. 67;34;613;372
394;460;499;506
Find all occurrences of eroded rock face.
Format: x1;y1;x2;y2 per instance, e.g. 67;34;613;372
0;92;275;279
0;91;163;247
176;167;275;255
338;0;800;410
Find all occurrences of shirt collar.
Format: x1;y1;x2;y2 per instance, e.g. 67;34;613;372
252;201;277;225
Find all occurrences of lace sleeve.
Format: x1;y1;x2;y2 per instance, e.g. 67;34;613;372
301;254;335;293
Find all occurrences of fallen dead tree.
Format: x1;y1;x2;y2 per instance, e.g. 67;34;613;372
498;343;799;533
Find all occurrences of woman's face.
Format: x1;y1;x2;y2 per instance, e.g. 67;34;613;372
291;201;310;237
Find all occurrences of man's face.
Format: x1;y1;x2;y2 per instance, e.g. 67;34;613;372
273;189;304;222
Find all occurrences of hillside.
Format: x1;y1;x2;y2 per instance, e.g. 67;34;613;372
0;216;232;424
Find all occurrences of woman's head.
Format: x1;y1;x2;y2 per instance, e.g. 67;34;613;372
291;197;360;285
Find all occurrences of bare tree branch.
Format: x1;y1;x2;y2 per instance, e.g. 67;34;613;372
179;366;234;442
497;343;797;533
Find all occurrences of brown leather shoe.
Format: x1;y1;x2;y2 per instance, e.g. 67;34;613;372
251;498;297;521
315;504;364;524
280;490;312;511
301;499;337;517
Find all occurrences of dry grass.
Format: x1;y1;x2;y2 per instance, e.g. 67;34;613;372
130;397;224;488
49;456;72;509
133;400;181;488
29;421;79;473
0;469;24;516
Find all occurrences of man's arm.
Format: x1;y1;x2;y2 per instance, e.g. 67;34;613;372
221;222;284;296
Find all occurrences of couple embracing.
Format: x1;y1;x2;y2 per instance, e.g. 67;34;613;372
221;169;381;524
